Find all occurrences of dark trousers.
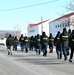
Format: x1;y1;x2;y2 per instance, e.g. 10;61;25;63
20;44;24;51
30;44;33;51
62;46;68;60
56;47;62;59
70;47;74;59
42;44;47;56
14;43;17;51
36;44;41;55
49;44;53;52
25;44;28;53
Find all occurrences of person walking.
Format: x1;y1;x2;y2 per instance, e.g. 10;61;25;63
36;34;41;55
41;32;48;57
54;31;62;59
69;30;74;62
6;34;14;55
29;36;34;51
24;36;29;53
60;28;69;60
66;29;72;56
13;36;18;51
19;34;24;51
48;33;54;53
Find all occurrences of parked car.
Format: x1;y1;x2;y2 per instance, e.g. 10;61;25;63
0;38;6;46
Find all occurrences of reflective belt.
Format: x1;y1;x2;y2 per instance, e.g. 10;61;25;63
72;39;74;42
25;40;28;42
21;38;24;40
14;41;18;42
57;38;60;40
50;39;54;41
31;40;33;42
37;39;40;42
43;38;48;40
62;36;68;38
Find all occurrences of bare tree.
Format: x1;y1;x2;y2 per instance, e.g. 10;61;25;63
66;0;74;11
4;33;10;38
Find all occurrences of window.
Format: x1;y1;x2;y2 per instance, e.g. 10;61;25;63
55;25;57;28
58;25;59;28
65;23;67;26
63;24;64;27
60;24;61;27
67;22;70;26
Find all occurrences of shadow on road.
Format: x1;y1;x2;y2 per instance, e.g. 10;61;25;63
15;58;64;65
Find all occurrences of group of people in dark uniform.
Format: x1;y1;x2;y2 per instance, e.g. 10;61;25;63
6;28;74;62
54;28;74;62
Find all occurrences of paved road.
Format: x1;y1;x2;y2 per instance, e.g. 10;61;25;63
0;46;74;75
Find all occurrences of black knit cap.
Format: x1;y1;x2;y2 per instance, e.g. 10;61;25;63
63;28;66;31
72;30;74;34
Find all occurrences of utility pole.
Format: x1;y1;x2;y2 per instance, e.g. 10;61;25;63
41;16;43;35
14;24;21;38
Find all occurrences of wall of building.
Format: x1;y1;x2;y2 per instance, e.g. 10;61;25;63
42;21;49;36
49;17;70;37
28;25;39;37
27;20;50;37
70;15;74;30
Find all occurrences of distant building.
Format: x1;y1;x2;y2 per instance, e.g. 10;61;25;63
49;12;74;37
27;19;50;37
0;30;21;38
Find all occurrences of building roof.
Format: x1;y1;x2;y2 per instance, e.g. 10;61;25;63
29;19;50;27
50;12;74;23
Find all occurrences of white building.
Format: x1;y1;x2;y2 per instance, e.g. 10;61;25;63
49;12;74;37
27;19;50;37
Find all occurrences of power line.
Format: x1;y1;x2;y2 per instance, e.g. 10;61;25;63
0;0;59;12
